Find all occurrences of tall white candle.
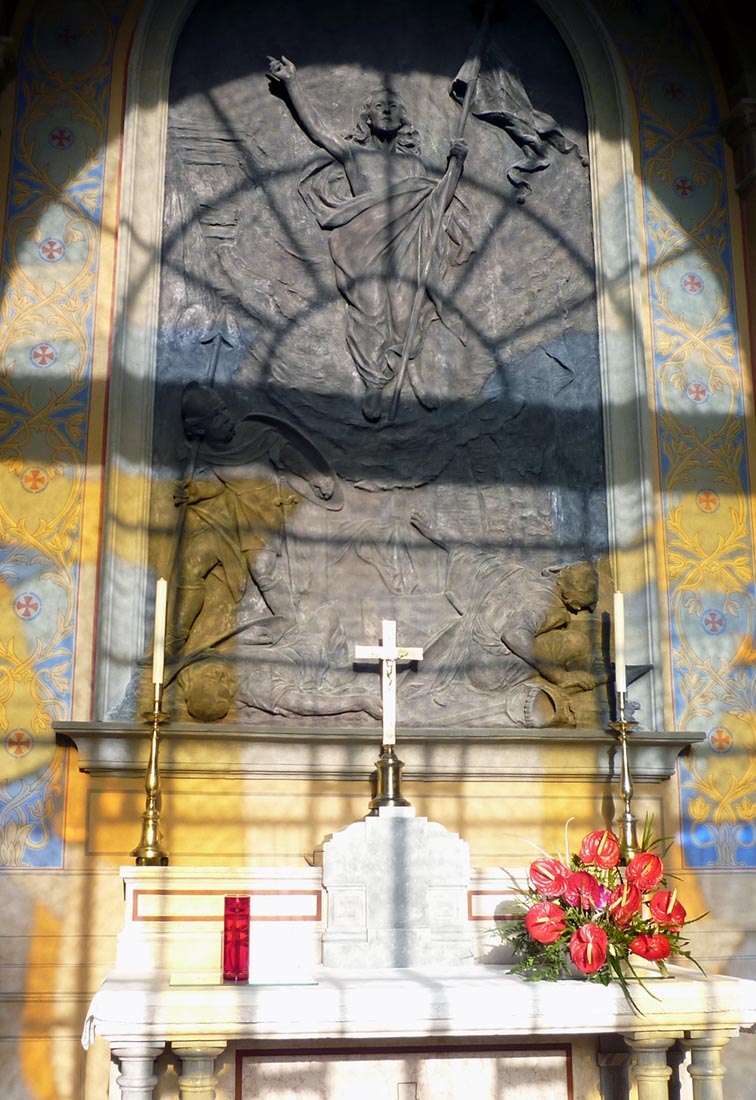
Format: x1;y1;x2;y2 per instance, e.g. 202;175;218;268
613;589;627;694
152;577;168;693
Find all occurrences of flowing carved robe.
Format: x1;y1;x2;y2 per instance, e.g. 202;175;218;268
299;151;473;390
434;548;565;695
184;420;299;601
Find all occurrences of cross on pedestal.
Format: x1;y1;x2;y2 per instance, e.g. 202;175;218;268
355;619;423;746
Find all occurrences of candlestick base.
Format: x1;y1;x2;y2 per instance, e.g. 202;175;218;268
131;835;169;867
368;744;411;815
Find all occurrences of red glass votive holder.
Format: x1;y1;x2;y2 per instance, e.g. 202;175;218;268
223;894;250;982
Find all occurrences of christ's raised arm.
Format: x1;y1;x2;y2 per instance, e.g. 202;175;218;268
267;56;350;165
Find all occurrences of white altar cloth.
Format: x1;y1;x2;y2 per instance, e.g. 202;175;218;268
83;962;756;1046
83;962;756;1100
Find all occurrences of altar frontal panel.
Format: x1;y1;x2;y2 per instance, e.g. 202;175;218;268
237;1044;574;1100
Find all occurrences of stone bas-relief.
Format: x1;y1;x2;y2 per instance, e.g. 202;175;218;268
166;383;385;721
402;515;607;728
267;56;473;423
170;381;340;648
142;0;609;729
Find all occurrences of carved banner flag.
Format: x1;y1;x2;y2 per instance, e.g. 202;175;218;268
450;30;585;199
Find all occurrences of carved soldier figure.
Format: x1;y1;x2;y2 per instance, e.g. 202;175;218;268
409;512;605;726
267;56;473;421
178;605;381;723
168;382;340;654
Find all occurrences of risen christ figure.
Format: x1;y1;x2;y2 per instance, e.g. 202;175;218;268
267;57;472;421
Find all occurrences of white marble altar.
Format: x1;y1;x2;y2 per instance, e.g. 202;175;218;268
83;865;756;1100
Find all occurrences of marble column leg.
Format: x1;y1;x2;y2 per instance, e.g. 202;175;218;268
173;1042;227;1100
111;1043;165;1100
684;1030;738;1100
624;1033;680;1100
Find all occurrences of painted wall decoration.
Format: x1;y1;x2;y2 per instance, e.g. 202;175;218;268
0;0;130;867
603;2;756;867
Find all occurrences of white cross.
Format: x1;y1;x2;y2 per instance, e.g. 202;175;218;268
354;619;423;746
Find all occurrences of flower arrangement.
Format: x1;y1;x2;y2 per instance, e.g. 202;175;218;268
501;823;702;1005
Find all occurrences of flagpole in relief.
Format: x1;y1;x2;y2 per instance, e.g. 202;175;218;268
387;0;494;423
169;307;235;589
355;620;423;813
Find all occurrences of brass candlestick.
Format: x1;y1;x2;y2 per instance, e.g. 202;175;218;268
368;744;411;815
131;687;169;866
608;690;639;861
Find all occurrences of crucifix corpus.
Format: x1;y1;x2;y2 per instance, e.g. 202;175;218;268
355;619;423;747
355;620;423;813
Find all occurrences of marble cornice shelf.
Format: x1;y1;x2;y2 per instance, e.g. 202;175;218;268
56;722;703;783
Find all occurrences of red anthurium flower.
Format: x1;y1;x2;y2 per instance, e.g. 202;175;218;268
578;829;620;869
625;851;664;890
564;870;602;910
649;889;686;930
525;901;567;944
630;933;671;961
529;857;570;898
569;923;608;974
607;882;642;926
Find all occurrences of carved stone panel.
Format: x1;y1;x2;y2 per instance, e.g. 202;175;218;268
131;0;609;730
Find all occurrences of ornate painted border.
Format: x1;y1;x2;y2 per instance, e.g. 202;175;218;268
607;3;756;866
0;1;132;867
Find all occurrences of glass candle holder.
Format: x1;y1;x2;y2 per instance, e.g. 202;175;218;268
223;894;250;982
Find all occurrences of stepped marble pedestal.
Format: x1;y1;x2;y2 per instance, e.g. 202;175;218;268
320;805;472;967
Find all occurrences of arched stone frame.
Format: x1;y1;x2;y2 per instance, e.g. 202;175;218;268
94;0;663;729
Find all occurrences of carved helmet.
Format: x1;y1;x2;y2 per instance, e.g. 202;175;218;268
180;381;227;439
